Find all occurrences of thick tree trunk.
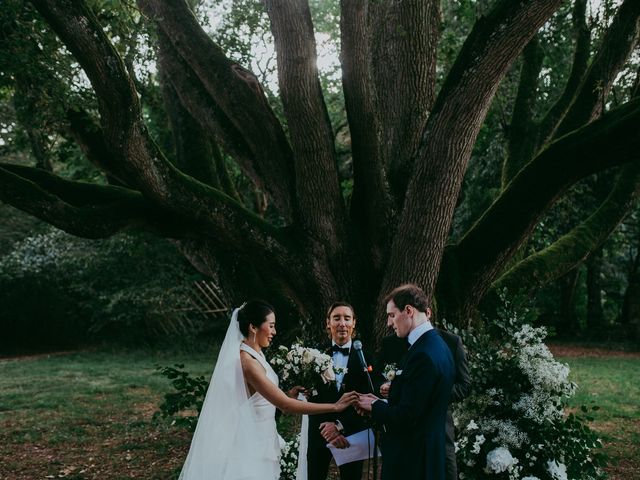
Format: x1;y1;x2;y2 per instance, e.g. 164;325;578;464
4;0;640;347
620;234;640;340
586;247;605;332
558;268;580;337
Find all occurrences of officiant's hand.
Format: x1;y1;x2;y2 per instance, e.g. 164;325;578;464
329;434;350;449
355;393;379;414
319;421;350;448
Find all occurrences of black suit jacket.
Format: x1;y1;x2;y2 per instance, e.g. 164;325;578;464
372;329;455;480
308;343;372;437
375;331;470;403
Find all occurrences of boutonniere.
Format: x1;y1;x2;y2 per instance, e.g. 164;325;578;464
383;363;400;381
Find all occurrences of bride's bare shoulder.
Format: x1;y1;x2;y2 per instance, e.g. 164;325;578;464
239;350;263;372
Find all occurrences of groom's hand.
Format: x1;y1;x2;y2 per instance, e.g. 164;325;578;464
356;393;379;414
379;382;391;398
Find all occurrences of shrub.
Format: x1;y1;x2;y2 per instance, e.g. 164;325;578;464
0;228;207;351
451;300;607;480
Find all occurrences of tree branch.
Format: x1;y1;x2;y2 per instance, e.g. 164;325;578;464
554;0;640;137
490;161;640;298
155;28;272;203
340;0;392;272
380;0;563;304
137;0;295;220
0;163;185;238
264;0;345;244
65;107;128;186
537;0;591;147
30;0;286;255
369;0;440;204
502;35;544;187
13;74;54;172
446;99;640;314
158;65;219;188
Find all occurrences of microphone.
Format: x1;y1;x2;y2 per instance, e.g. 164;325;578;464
353;340;375;393
352;340;367;370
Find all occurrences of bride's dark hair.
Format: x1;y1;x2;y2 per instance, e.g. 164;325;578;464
236;299;275;337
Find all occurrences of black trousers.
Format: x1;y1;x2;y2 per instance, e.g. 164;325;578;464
307;442;363;480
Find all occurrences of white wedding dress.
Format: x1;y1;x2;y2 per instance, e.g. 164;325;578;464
178;309;283;480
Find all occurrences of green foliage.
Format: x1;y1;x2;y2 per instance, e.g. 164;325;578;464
0;228;206;352
154;364;209;432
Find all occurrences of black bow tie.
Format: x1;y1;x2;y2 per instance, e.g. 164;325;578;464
331;345;350;355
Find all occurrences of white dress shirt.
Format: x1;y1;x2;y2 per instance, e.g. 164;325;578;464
332;339;352;390
408;321;434;347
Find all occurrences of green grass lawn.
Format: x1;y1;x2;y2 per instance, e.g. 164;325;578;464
557;356;640;480
0;349;637;479
0;349;216;480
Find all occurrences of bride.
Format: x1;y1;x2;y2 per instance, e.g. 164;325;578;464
178;300;357;480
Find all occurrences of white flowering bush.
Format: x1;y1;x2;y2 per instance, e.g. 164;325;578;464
269;343;344;396
451;300;606;480
279;434;300;480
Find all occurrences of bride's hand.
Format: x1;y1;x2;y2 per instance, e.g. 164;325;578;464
286;385;307;398
334;391;359;412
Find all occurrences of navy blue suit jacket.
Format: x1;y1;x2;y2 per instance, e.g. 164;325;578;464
371;329;454;480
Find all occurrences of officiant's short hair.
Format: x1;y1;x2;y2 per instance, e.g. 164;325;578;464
384;284;430;312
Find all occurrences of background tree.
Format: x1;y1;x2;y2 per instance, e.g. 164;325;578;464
1;0;639;345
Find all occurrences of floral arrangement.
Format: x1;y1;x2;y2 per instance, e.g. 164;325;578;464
382;363;399;382
270;343;343;396
279;434;300;480
450;299;606;480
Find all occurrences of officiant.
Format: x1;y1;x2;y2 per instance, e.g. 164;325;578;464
307;302;374;480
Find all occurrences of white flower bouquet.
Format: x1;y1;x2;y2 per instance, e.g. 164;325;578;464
270;343;344;396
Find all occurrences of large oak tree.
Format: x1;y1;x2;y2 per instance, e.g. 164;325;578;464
1;0;639;343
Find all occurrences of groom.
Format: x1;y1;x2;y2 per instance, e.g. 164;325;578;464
307;301;373;480
357;284;454;480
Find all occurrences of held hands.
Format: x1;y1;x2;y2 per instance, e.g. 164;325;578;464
355;393;379;416
334;391;359;412
319;422;350;449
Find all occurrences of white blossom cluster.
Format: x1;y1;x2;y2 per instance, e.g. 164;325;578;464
511;325;576;424
451;316;605;480
270;343;341;394
485;447;518;474
547;459;568;480
383;363;399;381
480;419;529;449
278;435;299;480
0;230;72;278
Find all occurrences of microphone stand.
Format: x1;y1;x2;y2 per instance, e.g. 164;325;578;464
354;341;381;480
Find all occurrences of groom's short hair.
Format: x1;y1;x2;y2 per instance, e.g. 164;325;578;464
384;284;430;312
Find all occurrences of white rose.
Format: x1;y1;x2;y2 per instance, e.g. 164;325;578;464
320;367;336;384
302;350;314;364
